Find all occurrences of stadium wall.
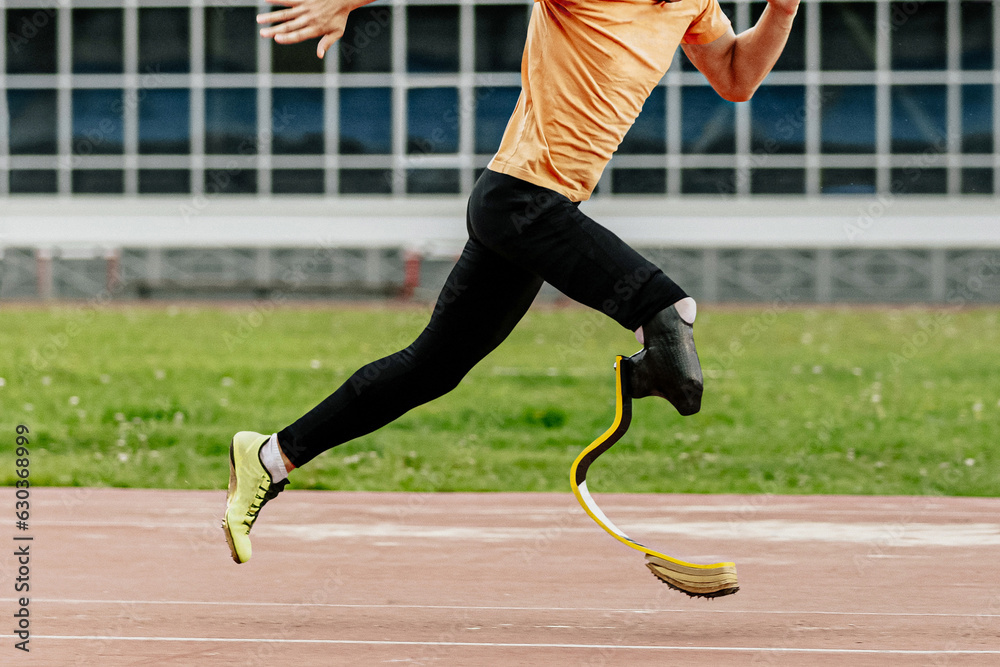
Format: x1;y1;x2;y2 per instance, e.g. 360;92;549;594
1;196;998;303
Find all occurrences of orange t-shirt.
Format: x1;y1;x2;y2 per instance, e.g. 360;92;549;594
488;0;732;201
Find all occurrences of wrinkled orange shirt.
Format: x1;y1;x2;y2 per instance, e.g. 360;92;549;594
488;0;731;201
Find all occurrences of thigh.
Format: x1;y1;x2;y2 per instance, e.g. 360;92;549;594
469;170;686;330
416;235;544;366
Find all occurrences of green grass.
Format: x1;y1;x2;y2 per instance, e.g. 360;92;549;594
1;303;997;496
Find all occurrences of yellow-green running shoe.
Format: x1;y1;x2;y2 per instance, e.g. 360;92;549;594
222;431;288;564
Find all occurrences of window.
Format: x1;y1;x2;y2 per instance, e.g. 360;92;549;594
751;86;806;154
475;5;528;72
820;3;876;71
205;89;257;154
407;168;460;194
961;85;993;154
821;86;876;154
961;1;993;70
205;7;256;74
1;0;995;200
891;85;947;153
73;90;124;155
272;89;324;154
682;87;735;154
273;169;325;194
10;170;58;194
73;9;123;74
613;169;666;195
339;7;392;73
890;1;947;71
7;90;57;154
407;6;459;73
139;90;191;155
407;88;459;154
139;170;191;194
340;88;392;154
5;8;58;74
139;8;190;74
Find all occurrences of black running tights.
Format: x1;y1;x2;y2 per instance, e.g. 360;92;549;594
278;169;687;466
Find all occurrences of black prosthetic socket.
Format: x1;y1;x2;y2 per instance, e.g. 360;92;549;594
623;304;703;416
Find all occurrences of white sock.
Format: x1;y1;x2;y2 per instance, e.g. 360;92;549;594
635;298;698;344
260;433;288;483
674;297;697;324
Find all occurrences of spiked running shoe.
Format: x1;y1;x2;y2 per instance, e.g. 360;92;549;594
223;431;288;564
625;303;703;416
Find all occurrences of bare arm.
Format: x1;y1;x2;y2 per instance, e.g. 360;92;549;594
682;0;800;103
257;0;380;59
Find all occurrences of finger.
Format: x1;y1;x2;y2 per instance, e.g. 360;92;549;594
263;14;313;37
256;6;306;25
317;32;340;59
274;26;322;45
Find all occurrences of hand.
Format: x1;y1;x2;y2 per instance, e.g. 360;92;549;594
257;0;359;59
766;0;800;17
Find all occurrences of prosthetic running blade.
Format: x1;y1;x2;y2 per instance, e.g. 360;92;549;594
570;356;739;598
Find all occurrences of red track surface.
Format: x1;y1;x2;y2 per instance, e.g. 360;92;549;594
4;488;1000;666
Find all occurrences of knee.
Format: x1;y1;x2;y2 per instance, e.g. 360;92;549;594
419;363;468;402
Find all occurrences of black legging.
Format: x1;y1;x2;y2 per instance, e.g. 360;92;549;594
278;169;687;466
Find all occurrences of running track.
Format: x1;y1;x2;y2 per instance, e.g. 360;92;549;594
3;489;999;665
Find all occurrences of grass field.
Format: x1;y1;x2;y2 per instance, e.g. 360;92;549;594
1;303;997;496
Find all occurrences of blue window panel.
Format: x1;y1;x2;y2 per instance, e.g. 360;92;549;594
619;87;666;155
407;88;459;154
339;88;392;154
205;88;257;154
891;85;946;153
72;89;124;155
681;87;735;154
750;85;805;154
962;85;993;154
474;86;520;154
7;89;57;154
821;86;876;154
273;88;324;155
139;89;190;154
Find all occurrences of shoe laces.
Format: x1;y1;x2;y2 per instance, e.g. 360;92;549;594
243;477;288;528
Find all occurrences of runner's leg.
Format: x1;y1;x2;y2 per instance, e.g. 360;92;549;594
278;236;543;467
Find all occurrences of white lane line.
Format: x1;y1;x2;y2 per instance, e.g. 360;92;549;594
1;635;997;654
5;598;999;619
31;519;1000;547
